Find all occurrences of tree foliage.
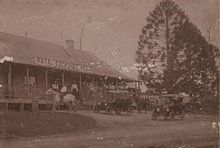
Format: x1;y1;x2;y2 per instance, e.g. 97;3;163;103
136;0;188;93
172;21;218;96
136;0;219;96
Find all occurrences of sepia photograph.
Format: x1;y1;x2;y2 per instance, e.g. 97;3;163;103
0;0;219;147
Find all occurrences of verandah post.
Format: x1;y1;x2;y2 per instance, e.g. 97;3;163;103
26;66;30;99
8;63;12;99
21;66;30;112
45;70;48;91
62;71;65;85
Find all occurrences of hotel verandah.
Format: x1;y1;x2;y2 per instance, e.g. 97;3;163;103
0;32;138;111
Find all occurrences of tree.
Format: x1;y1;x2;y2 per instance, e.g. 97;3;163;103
136;0;188;93
136;0;219;97
169;10;219;114
171;21;219;97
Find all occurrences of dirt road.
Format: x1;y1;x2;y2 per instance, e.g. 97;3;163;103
1;111;218;148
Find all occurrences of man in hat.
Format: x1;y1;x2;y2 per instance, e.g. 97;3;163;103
52;80;60;92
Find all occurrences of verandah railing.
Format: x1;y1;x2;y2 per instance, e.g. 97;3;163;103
0;86;49;100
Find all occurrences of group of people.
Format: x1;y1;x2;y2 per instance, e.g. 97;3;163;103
51;79;79;99
49;78;123;110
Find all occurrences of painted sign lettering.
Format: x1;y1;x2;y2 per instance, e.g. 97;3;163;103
35;57;93;73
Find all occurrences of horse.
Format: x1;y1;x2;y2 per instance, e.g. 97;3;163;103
45;88;77;112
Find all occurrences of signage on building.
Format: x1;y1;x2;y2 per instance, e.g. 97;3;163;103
34;57;93;73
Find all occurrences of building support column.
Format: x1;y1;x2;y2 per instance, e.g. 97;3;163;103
45;70;49;101
8;63;12;99
26;66;30;99
62;72;65;85
45;70;48;91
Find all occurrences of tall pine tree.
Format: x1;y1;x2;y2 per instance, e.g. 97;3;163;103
136;0;188;93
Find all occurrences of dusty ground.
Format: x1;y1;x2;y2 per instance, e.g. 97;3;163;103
0;111;96;138
0;111;218;148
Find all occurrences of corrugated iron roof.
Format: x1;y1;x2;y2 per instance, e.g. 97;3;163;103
0;32;136;81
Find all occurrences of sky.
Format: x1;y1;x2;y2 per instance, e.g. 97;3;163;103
0;0;218;79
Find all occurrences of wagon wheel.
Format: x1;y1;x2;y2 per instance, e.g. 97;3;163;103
170;111;175;120
151;111;158;120
127;107;133;115
115;108;121;115
105;106;113;114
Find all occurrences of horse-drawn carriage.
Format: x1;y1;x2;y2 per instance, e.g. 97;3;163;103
93;90;136;115
151;94;190;120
